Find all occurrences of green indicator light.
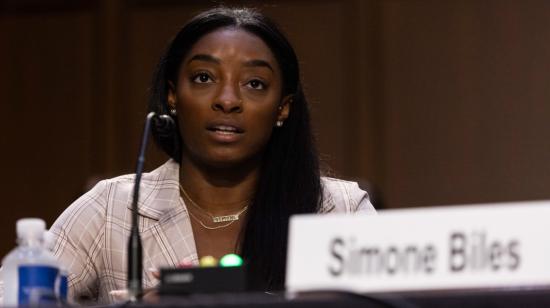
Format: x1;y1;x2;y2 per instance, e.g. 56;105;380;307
219;254;243;267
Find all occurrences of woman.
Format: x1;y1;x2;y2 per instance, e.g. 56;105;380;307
45;6;375;303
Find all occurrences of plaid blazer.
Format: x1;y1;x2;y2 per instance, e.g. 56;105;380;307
1;160;375;304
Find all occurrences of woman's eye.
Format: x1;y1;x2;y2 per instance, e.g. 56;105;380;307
246;79;266;90
192;73;213;83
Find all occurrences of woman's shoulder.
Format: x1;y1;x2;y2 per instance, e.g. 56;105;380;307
70;159;177;208
102;159;180;190
51;160;180;232
320;177;377;214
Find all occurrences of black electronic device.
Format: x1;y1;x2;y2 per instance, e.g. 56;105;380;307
159;266;248;295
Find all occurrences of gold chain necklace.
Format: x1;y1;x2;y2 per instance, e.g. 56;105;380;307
187;210;238;230
179;184;249;224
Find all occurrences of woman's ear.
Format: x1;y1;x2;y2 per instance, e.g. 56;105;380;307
277;94;293;123
167;81;176;110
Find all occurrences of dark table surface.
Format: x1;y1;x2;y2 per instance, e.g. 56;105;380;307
124;287;550;308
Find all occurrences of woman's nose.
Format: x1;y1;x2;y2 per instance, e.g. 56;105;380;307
212;83;243;113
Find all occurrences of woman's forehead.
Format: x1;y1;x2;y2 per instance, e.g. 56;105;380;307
184;28;278;68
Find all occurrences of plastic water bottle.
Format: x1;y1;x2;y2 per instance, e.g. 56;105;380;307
44;230;68;302
1;218;60;306
56;267;69;302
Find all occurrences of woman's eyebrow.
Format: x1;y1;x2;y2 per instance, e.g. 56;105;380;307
187;54;220;65
243;59;274;72
187;54;274;72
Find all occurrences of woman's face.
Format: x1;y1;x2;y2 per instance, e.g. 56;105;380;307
168;28;290;168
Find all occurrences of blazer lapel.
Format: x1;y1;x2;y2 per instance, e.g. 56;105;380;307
124;160;198;287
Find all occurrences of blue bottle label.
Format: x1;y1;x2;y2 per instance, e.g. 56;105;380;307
58;275;68;300
18;265;59;305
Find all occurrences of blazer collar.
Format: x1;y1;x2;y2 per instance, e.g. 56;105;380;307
125;159;183;220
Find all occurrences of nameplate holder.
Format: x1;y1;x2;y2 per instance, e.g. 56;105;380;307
286;200;550;293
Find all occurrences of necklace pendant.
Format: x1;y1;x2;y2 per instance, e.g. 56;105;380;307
212;214;239;223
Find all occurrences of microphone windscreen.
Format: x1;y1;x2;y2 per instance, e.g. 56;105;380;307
153;114;175;137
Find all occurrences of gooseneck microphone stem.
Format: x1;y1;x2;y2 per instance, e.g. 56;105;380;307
128;112;156;302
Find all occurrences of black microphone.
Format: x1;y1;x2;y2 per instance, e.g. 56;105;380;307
128;112;174;302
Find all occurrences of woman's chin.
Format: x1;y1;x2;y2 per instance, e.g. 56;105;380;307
200;152;262;171
192;152;245;169
183;145;262;171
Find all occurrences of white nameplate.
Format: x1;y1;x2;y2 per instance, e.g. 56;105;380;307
286;200;550;293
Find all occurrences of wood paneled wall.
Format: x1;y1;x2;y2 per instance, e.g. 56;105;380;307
1;0;550;256
379;0;550;207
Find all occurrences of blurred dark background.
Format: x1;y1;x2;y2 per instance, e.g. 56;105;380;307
1;0;550;256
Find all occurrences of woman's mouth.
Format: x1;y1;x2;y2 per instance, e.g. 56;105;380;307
208;125;243;134
206;124;244;142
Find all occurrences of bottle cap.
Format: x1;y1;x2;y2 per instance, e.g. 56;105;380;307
16;218;46;240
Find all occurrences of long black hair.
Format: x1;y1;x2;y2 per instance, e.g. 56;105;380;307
148;7;322;290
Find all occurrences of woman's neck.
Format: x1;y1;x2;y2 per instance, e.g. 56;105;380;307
178;157;259;215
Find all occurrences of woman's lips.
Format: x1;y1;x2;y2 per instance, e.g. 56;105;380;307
206;125;244;143
208;125;242;133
